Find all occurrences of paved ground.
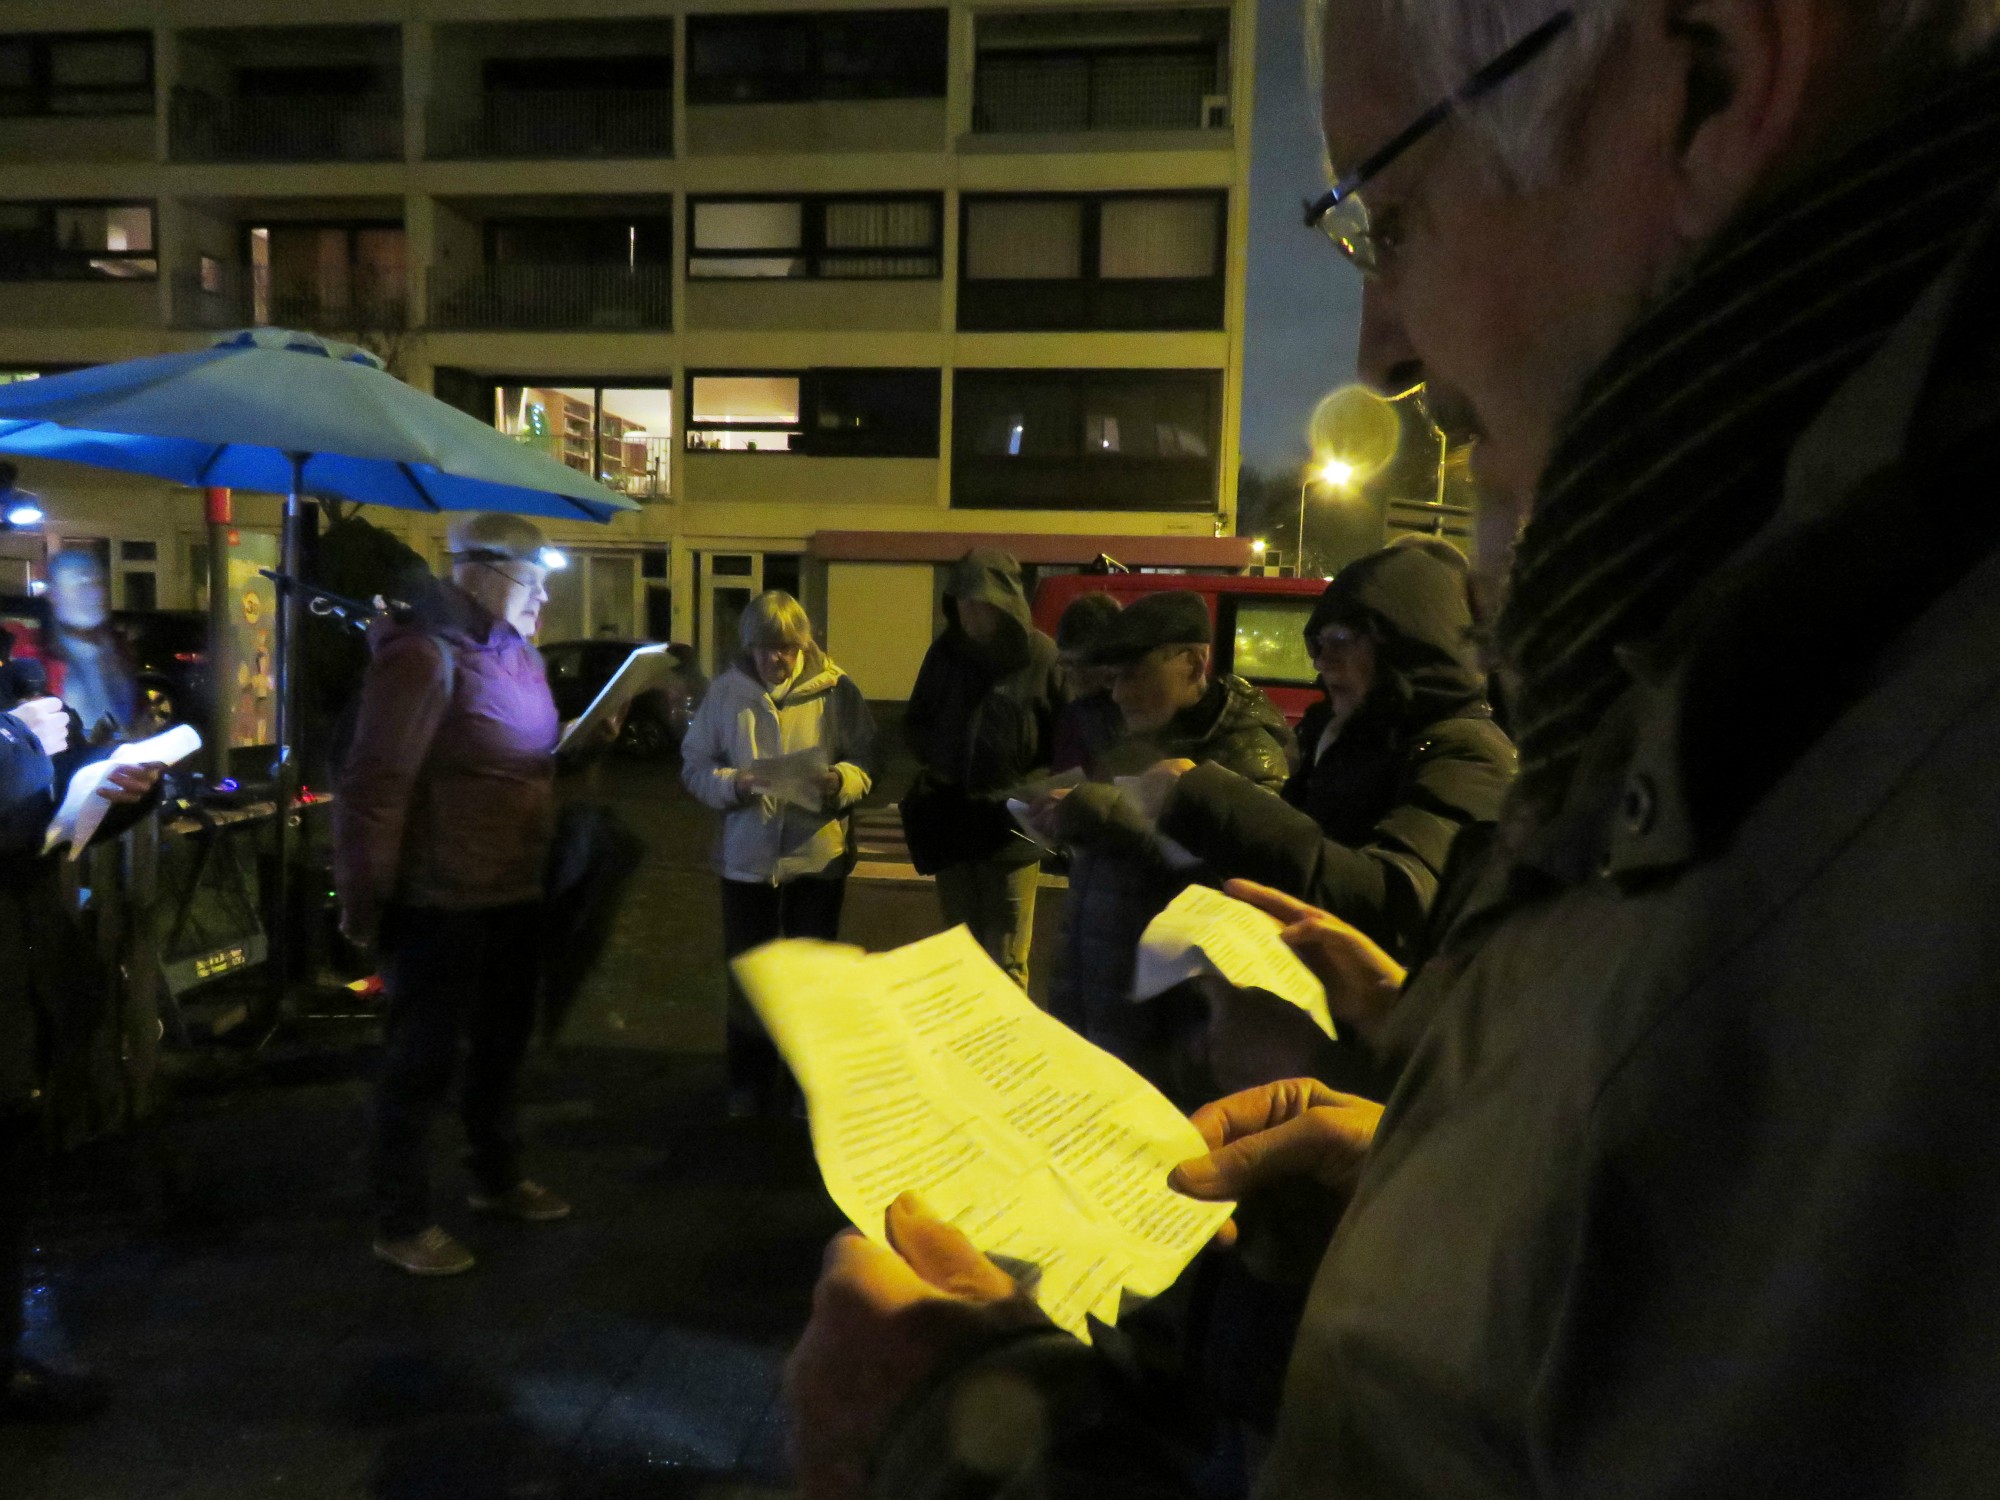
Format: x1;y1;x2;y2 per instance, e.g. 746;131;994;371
2;743;1069;1500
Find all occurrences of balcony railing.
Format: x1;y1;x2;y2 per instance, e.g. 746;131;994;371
170;86;404;163
972;50;1221;133
171;265;408;335
427;88;674;159
427;264;671;331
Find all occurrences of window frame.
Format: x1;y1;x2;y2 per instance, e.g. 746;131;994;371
685;366;942;458
686;8;949;106
950;367;1222;512
481;375;677;501
687;192;944;282
0;198;157;282
0;30;154;119
957;189;1227;331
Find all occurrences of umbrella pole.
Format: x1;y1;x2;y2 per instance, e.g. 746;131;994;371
263;452;306;1026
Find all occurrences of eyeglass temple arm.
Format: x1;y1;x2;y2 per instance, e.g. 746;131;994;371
1304;8;1577;228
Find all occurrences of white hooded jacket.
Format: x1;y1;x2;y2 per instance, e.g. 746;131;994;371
680;647;876;884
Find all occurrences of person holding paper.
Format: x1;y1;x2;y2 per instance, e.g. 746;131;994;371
1036;591;1291;1086
0;690;160;1421
900;550;1065;989
335;513;577;1278
680;590;876;1117
1153;540;1517;970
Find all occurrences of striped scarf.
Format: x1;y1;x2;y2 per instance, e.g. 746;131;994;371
1497;49;2000;822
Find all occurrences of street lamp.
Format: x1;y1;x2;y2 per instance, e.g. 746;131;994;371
1293;385;1403;575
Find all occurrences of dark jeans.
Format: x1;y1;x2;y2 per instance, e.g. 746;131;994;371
370;902;543;1239
720;876;845;1104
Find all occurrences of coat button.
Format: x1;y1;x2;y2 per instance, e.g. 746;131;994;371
1622;774;1657;835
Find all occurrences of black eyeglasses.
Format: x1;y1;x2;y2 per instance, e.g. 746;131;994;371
1304;9;1575;277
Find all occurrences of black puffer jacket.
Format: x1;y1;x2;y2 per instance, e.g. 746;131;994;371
1050;675;1291;1071
902;550;1065;867
0;707;143;1115
1160;543;1515;961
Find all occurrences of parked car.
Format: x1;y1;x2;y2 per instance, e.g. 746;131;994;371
540;637;705;757
116;608;210;735
1032;570;1330;726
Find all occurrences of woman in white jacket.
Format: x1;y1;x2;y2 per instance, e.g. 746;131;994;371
680;591;876;1116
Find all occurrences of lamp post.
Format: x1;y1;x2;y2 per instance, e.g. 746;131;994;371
1296;459;1355;577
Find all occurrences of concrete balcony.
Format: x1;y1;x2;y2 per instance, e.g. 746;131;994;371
427;88;673;160
169;87;403;165
425;263;672;332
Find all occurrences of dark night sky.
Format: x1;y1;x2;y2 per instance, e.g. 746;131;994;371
1240;0;1365;476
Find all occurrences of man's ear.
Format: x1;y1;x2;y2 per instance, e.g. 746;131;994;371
1661;0;1819;241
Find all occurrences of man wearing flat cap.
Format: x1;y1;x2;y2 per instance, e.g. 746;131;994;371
1037;590;1292;1085
335;512;574;1277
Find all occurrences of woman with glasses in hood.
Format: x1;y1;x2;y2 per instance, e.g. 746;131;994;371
682;591;877;1118
1155;538;1517;967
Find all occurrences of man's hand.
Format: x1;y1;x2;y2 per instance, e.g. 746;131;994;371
97;762;164;805
1225;880;1406;1046
1170;1079;1382;1219
1025;784;1071;841
820;767;844;801
10;697;68;758
786;1193;1048;1500
1129;757;1196;822
557;710;624;756
738;771;772;802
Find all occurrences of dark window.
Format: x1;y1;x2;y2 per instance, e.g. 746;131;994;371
688;195;941;280
952;369;1219;511
973;9;1228;134
0;201;155;280
687;368;941;458
687;10;947;104
487;216;674;267
234;64;379;99
959;192;1224;331
0;32;152;117
248;222;405;325
483;55;671;93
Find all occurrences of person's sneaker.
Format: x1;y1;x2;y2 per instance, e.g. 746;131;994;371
1;1357;108;1423
372;1225;476;1276
467;1180;571;1222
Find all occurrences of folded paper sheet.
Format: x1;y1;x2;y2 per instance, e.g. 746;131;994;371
44;723;201;858
1133;884;1336;1039
752;747;830;812
732;926;1233;1339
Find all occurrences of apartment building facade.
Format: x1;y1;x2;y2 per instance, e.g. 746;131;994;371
0;0;1255;696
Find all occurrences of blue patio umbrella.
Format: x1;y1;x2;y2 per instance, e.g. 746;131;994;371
0;328;639;1005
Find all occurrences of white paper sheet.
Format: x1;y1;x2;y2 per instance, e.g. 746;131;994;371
753;746;831;812
732;927;1233;1339
555;644;674;753
44;723;201;858
1133;884;1336;1038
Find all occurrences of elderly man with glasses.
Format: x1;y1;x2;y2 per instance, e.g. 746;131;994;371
783;0;2000;1496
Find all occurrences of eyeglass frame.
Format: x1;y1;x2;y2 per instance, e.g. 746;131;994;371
1303;9;1576;277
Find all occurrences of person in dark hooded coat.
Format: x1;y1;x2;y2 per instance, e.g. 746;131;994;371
1154;538;1516;964
900;549;1064;988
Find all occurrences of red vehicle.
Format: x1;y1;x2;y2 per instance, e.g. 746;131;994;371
1031;571;1328;726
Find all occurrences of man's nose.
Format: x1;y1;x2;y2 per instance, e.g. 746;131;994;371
1357;283;1422;395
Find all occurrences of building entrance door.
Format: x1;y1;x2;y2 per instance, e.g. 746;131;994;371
697;552;764;678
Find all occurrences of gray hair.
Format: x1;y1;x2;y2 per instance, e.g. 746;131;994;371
1308;0;2000;188
738;590;814;653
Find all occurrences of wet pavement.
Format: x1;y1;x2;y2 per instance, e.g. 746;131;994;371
2;747;1067;1499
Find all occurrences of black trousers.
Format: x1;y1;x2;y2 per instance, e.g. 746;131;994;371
370;902;543;1239
0;1107;33;1368
719;876;845;1102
